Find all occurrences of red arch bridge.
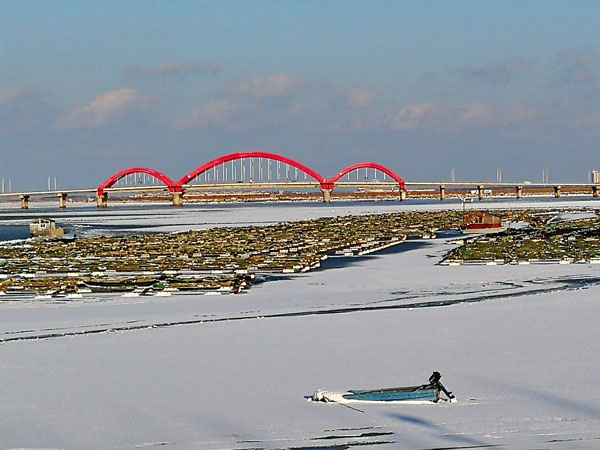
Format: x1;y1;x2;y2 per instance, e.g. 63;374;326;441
6;151;600;208
94;152;408;207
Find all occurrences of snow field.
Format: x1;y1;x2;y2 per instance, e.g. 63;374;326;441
1;201;600;449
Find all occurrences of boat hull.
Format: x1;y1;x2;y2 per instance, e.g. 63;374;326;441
343;385;439;402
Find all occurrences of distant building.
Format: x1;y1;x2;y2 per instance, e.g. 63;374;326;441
29;218;64;238
463;211;501;226
462;211;506;234
591;170;600;184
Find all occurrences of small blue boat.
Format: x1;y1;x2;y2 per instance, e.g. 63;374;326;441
310;384;440;404
310;372;454;404
343;384;439;402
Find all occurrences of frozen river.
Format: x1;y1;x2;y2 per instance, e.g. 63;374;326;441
1;199;600;449
2;195;600;238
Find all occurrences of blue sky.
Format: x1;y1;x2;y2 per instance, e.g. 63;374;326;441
2;1;600;190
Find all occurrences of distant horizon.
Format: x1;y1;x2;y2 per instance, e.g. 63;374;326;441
3;1;599;190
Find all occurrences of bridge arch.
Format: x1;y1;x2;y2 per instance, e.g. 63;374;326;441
328;162;406;190
98;167;178;196
178;152;326;186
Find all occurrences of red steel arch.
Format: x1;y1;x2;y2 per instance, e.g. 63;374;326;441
178;152;326;186
96;154;407;198
328;162;406;190
98;167;178;196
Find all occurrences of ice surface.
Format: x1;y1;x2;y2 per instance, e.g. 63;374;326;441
2;196;600;235
1;200;600;449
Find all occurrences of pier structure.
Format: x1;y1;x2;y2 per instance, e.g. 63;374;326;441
20;195;30;209
58;193;68;209
20;192;73;209
321;187;333;203
172;190;184;207
516;185;523;199
96;192;108;208
477;185;484;201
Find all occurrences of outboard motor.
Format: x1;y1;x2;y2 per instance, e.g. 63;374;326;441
429;371;455;400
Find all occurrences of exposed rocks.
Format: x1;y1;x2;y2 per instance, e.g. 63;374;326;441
1;212;453;296
3;208;597;297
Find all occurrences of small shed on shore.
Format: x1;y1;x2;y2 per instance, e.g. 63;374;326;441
464;211;502;226
29;218;64;238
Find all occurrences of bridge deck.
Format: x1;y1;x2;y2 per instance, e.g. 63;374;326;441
1;181;599;199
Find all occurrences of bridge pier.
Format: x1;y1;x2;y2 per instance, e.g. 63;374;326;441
96;193;108;208
400;189;407;201
593;186;599;198
477;185;484;201
516;185;523;199
321;188;332;203
554;185;562;198
172;191;184;207
20;195;30;210
58;193;68;209
439;185;446;201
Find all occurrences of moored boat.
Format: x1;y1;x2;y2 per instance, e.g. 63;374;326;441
344;384;439;402
311;384;439;403
310;372;454;404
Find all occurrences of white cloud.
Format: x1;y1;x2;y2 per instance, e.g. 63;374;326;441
330;102;541;134
384;103;438;131
344;86;375;109
456;104;494;126
502;105;538;125
387;103;540;131
228;73;303;99
176;99;242;129
454;104;541;128
553;48;600;85
0;85;32;105
289;103;309;115
176;96;312;132
0;85;58;132
556;48;599;68
344;85;375;109
459;58;530;87
327;117;372;133
572;113;600;129
123;61;223;79
55;88;149;129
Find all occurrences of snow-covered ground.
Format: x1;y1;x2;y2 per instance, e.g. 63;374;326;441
1;200;600;449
